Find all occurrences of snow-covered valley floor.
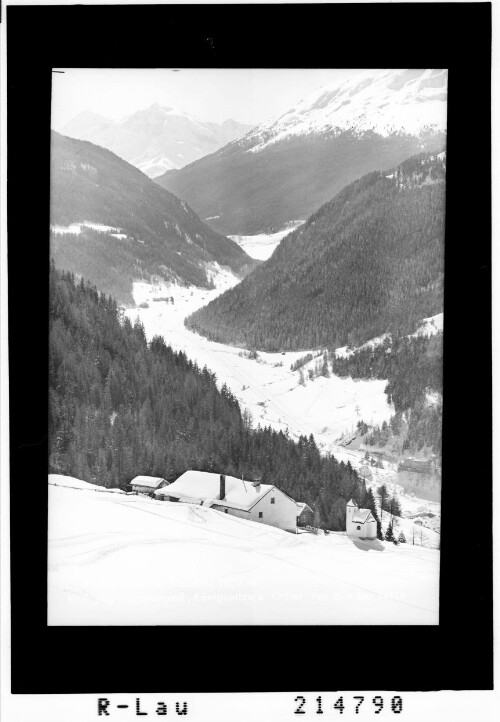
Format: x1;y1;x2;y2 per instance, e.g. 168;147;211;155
124;276;440;527
48;477;440;625
125;278;393;454
228;220;305;260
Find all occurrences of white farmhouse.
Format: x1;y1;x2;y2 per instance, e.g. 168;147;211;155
346;499;377;540
155;470;297;533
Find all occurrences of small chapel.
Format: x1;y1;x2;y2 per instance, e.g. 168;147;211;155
346;498;377;540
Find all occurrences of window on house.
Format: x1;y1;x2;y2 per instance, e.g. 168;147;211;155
225;509;228;513
259;512;263;518
271;497;275;504
357;526;361;531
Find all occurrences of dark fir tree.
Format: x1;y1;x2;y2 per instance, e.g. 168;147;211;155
385;522;396;543
390;495;402;520
378;484;390;519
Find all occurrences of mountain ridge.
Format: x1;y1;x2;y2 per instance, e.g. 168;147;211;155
60;105;254;178
242;69;447;153
50;131;257;304
155;69;447;235
185;152;446;351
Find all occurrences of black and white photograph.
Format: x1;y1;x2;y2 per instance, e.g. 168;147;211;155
4;1;493;713
47;67;447;626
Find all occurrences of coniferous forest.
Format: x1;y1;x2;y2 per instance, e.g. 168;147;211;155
49;264;367;530
331;332;443;453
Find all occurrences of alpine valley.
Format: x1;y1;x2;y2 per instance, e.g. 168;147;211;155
48;69;446;626
186;152;446;351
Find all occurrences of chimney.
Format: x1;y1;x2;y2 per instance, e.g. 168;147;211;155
252;479;261;492
220;474;226;500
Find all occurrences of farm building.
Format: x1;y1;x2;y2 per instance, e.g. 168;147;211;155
154;470;297;533
296;502;314;528
155;486;173;500
398;456;433;473
346;499;377;540
130;476;169;495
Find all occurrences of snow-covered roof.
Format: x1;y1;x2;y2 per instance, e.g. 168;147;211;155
155;486;172;496
297;502;313;515
156;470;274;511
347;499;357;507
352;509;375;524
130;476;167;489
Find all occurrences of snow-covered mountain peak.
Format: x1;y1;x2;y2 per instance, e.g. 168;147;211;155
59;105;254;178
246;69;447;153
121;103;199;127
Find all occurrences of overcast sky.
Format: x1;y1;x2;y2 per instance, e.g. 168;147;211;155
51;68;376;129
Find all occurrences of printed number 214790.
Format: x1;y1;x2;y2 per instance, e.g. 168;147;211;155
294;695;403;715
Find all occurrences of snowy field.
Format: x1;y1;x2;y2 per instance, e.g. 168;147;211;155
123;274;440;525
48;477;440;626
228;220;304;260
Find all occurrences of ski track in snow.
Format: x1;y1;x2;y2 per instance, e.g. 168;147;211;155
48;480;439;625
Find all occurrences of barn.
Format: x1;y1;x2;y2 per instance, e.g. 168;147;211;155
346;499;377;540
296;502;314;528
130;476;169;495
154;470;297;533
398;456;433;473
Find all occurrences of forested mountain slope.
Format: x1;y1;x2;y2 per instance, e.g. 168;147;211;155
186;153;446;351
49;266;369;530
50;132;257;304
156;69;446;234
332;331;443;454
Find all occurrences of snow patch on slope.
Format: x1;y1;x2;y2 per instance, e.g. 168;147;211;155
204;262;241;291
50;221;124;236
335;333;391;359
410;313;443;338
425;391;442;407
